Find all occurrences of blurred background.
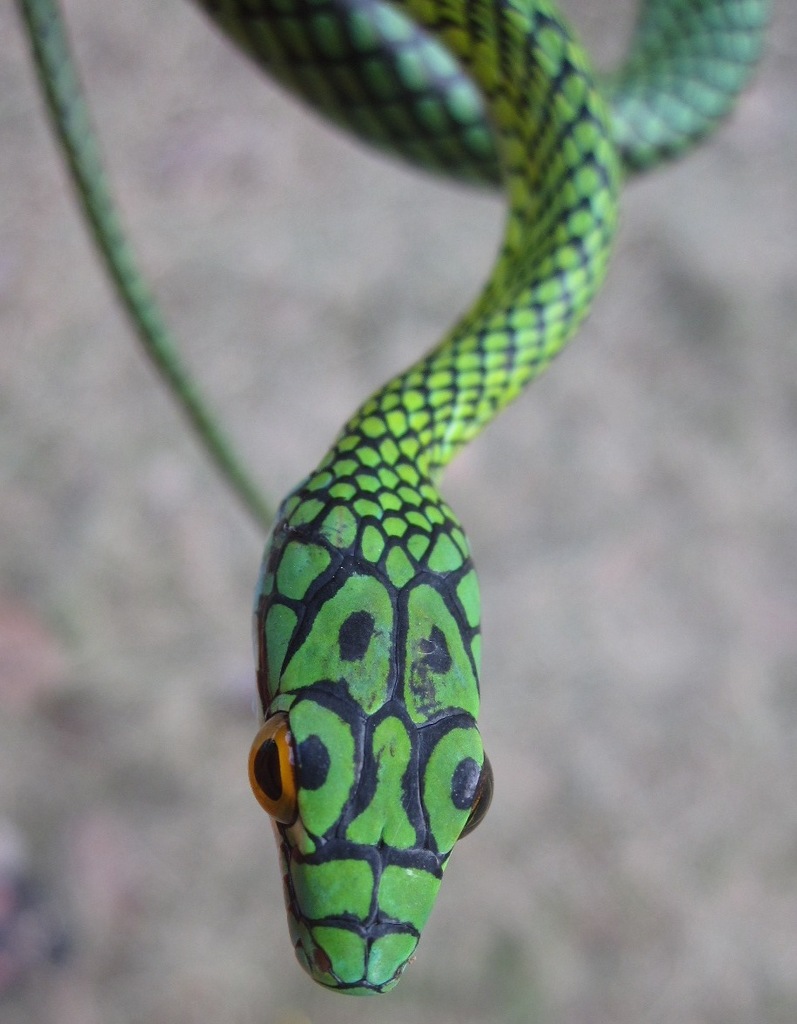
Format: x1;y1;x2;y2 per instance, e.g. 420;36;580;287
1;1;796;1021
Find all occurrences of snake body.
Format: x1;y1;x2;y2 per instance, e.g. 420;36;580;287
18;0;769;997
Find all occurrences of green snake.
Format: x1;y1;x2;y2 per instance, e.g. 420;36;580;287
18;0;769;997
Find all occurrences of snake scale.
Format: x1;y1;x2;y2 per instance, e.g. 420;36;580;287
18;0;770;996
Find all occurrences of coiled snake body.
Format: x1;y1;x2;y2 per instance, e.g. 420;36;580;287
18;0;770;996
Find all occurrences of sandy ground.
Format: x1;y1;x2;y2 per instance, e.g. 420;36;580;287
2;1;796;1022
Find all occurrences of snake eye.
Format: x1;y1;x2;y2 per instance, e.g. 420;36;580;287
459;754;494;839
248;713;298;824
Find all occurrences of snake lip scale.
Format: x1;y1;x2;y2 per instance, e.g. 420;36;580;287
18;0;770;996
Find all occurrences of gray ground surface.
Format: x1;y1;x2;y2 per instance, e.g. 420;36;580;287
2;1;796;1022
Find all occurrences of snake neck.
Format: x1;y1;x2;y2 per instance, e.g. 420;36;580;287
258;428;479;714
328;0;622;480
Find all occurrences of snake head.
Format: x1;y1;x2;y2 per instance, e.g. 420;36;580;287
249;699;493;993
248;487;491;992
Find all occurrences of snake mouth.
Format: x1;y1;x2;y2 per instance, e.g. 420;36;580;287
276;805;441;993
292;922;417;995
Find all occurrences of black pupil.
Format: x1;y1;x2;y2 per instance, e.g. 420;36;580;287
254;738;282;801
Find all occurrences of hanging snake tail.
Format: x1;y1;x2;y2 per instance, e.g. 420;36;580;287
16;0;273;529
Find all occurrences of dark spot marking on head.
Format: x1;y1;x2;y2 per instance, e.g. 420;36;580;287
297;734;331;791
417;626;452;674
338;610;376;662
451;757;481;810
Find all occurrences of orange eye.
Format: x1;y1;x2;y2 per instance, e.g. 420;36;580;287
248;713;298;825
459;754;494;839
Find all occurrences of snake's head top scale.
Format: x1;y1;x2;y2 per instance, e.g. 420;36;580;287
249;454;492;994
